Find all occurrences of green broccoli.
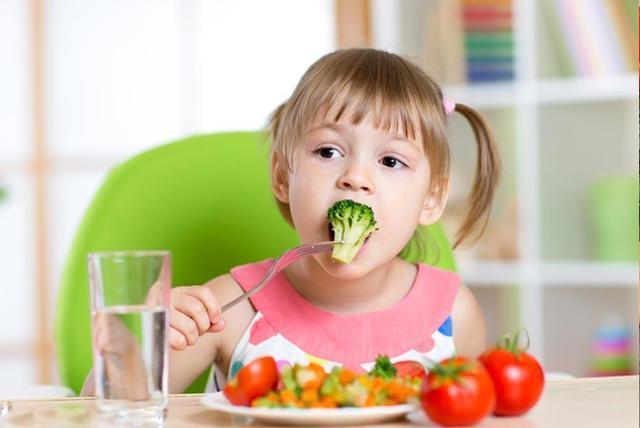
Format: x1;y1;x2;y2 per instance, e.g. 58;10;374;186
369;355;397;380
327;199;378;263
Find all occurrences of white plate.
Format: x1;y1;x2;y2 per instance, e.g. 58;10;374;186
201;392;418;426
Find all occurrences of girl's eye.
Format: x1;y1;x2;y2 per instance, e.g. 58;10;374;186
315;147;341;159
380;156;406;169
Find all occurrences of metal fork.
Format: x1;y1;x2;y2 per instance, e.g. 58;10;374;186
220;240;340;313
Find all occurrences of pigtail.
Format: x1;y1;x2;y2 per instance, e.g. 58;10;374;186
451;103;501;248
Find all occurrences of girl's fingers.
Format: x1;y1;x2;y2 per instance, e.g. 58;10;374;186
169;327;188;351
207;318;226;333
172;293;211;335
169;309;199;346
181;286;221;324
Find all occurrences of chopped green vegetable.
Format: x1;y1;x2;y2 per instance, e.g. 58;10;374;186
281;366;301;395
369;355;397;380
320;368;340;395
327;199;378;263
251;391;281;408
251;361;420;409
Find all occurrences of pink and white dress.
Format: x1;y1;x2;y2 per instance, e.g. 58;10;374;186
205;259;460;392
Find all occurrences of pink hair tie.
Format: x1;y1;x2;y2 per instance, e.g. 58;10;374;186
443;98;456;115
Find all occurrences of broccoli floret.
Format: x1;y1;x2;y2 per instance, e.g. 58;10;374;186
327;199;378;263
369;355;397;379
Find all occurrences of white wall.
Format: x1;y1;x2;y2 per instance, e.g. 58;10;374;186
0;0;36;384
0;0;336;386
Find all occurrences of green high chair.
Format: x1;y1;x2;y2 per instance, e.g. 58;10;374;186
54;131;457;395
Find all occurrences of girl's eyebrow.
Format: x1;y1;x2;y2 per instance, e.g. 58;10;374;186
307;122;412;144
306;122;344;135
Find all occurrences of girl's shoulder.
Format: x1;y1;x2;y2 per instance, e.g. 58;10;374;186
413;262;461;298
415;261;461;281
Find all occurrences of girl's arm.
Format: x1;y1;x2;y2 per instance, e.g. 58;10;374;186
451;283;487;357
168;273;255;393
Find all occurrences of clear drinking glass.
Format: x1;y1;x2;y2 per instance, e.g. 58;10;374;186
88;251;171;424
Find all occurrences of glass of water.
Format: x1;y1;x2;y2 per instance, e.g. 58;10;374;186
88;251;171;424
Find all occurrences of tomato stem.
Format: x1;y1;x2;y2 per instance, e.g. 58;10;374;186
429;360;473;383
496;328;530;355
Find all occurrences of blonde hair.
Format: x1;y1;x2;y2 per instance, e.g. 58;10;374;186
268;48;500;251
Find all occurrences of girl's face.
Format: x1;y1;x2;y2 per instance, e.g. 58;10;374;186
273;114;444;280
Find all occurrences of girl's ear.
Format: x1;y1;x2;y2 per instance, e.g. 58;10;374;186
418;181;449;226
270;151;289;203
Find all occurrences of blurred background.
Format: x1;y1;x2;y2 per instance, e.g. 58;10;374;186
0;0;637;387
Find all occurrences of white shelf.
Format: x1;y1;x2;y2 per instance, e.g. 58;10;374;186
443;82;518;109
443;73;638;110
540;261;638;287
458;261;520;285
534;74;638;105
460;260;638;287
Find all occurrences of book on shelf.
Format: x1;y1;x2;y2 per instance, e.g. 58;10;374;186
421;0;515;84
420;0;637;84
541;0;638;77
463;0;515;82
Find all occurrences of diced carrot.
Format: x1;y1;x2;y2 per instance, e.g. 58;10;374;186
319;396;338;408
363;395;376;407
338;368;356;385
309;396;338;408
387;380;416;402
371;376;386;395
301;388;319;405
279;389;297;406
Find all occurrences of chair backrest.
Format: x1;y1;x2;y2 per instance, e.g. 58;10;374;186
54;131;456;394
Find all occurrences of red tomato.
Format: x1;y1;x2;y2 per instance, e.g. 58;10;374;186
479;337;545;416
223;356;278;406
421;357;495;426
393;360;426;379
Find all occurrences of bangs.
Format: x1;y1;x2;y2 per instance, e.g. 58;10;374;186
310;84;425;142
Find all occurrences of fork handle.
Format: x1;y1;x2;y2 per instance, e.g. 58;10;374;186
219;282;266;313
219;264;278;313
218;240;338;314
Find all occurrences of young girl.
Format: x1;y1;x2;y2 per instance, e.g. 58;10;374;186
84;48;500;395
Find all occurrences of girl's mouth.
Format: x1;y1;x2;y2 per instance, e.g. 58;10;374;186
327;223;373;245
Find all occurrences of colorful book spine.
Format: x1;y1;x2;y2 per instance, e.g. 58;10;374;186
590;0;626;74
462;0;515;82
603;0;638;72
547;0;637;77
552;0;590;75
540;0;575;76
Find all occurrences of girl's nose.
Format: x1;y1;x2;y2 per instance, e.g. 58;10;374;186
337;164;375;193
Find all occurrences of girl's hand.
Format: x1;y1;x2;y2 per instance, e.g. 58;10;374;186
168;285;226;351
